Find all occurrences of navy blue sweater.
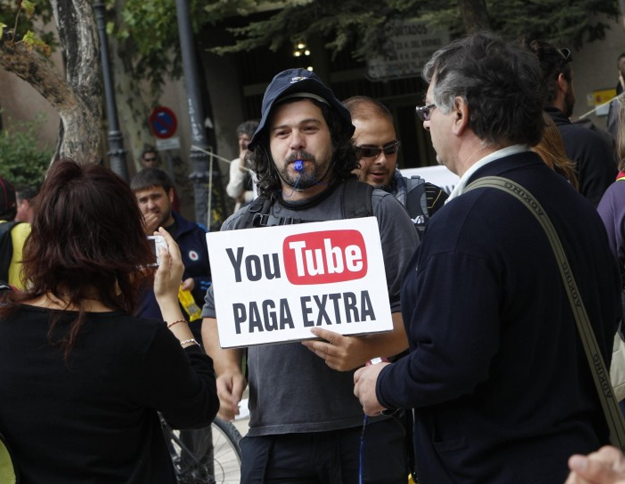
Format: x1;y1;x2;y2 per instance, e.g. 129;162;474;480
378;152;622;483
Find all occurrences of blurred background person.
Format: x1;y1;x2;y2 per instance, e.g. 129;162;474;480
130;167;211;341
607;53;625;141
527;39;616;207
0;176;30;289
140;148;160;169
226;120;259;212
598;99;625;280
14;185;38;223
344;95;447;239
0;160;218;483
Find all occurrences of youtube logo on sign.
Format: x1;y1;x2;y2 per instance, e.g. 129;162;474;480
283;230;368;285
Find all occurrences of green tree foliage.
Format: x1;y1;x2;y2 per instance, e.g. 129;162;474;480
0;0;56;50
0;115;52;186
111;0;237;95
488;0;619;49
209;0;620;59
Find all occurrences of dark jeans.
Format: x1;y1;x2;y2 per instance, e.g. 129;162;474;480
240;417;407;484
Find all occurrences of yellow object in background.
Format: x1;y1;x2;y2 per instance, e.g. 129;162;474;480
178;287;202;321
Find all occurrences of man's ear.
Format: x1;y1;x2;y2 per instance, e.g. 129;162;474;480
167;188;175;204
557;73;568;94
452;97;470;135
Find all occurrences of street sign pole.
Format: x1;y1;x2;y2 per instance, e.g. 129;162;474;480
149;106;180;185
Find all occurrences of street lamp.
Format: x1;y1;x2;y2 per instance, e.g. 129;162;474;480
93;0;129;181
174;0;225;229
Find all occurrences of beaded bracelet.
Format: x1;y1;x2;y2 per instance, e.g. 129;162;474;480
167;319;187;329
180;338;199;348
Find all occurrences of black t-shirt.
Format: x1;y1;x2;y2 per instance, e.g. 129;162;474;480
0;305;218;483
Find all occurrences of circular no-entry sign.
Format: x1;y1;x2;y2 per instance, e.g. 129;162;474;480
149;106;178;139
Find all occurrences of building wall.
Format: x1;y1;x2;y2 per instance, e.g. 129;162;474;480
572;16;625;128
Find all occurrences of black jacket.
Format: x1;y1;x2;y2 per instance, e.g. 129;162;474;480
547;106;617;207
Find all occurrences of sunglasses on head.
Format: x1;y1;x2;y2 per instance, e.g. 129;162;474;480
415;103;436;122
355;140;401;159
559;48;572;63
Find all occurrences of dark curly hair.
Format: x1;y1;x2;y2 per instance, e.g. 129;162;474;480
424;32;546;147
251;97;358;198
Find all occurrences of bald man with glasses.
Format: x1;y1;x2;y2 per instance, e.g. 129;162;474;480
344;96;447;238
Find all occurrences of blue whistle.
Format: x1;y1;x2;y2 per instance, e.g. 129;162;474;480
294;160;304;171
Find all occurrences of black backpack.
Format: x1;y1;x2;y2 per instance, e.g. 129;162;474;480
0;221;22;284
242;178;373;228
404;175;431;239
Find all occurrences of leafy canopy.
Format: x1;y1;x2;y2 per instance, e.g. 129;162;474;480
208;0;620;59
111;0;242;96
0;0;55;51
0;115;52;187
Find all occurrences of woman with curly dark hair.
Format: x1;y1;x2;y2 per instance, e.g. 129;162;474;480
0;160;218;483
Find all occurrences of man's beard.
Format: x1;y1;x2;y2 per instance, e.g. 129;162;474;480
278;151;331;189
158;208;172;228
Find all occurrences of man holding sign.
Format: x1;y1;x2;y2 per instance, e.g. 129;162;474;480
201;69;418;483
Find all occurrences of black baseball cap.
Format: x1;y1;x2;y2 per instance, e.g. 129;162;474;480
248;68;354;150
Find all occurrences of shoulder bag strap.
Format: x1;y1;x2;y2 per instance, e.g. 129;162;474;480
465;175;625;451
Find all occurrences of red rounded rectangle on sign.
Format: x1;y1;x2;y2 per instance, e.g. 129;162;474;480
283;230;368;285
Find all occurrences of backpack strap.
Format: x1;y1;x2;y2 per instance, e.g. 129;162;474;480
241;196;271;228
342;178;373;219
404;176;428;221
243;179;374;228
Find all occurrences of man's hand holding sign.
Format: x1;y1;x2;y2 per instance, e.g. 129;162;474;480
302;317;406;371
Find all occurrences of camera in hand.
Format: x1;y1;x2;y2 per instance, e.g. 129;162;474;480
147;235;168;266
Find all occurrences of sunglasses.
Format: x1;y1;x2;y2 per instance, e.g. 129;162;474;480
143;157;157;162
559;48;572;63
415;103;436;122
355;140;401;159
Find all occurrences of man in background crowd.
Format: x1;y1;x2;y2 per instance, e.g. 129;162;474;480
344;95;447;238
527;39;616;206
226;120;259;213
15;185;37;223
140;148;160;169
0;176;30;289
130;168;211;338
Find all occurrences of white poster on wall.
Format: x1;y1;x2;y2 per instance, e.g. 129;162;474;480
206;217;393;348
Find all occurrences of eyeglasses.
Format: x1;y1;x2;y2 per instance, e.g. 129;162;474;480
415;103;436;122
143;157;157;162
559;48;572;63
355;141;401;159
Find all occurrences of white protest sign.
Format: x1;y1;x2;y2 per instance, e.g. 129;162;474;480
206;217;393;348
